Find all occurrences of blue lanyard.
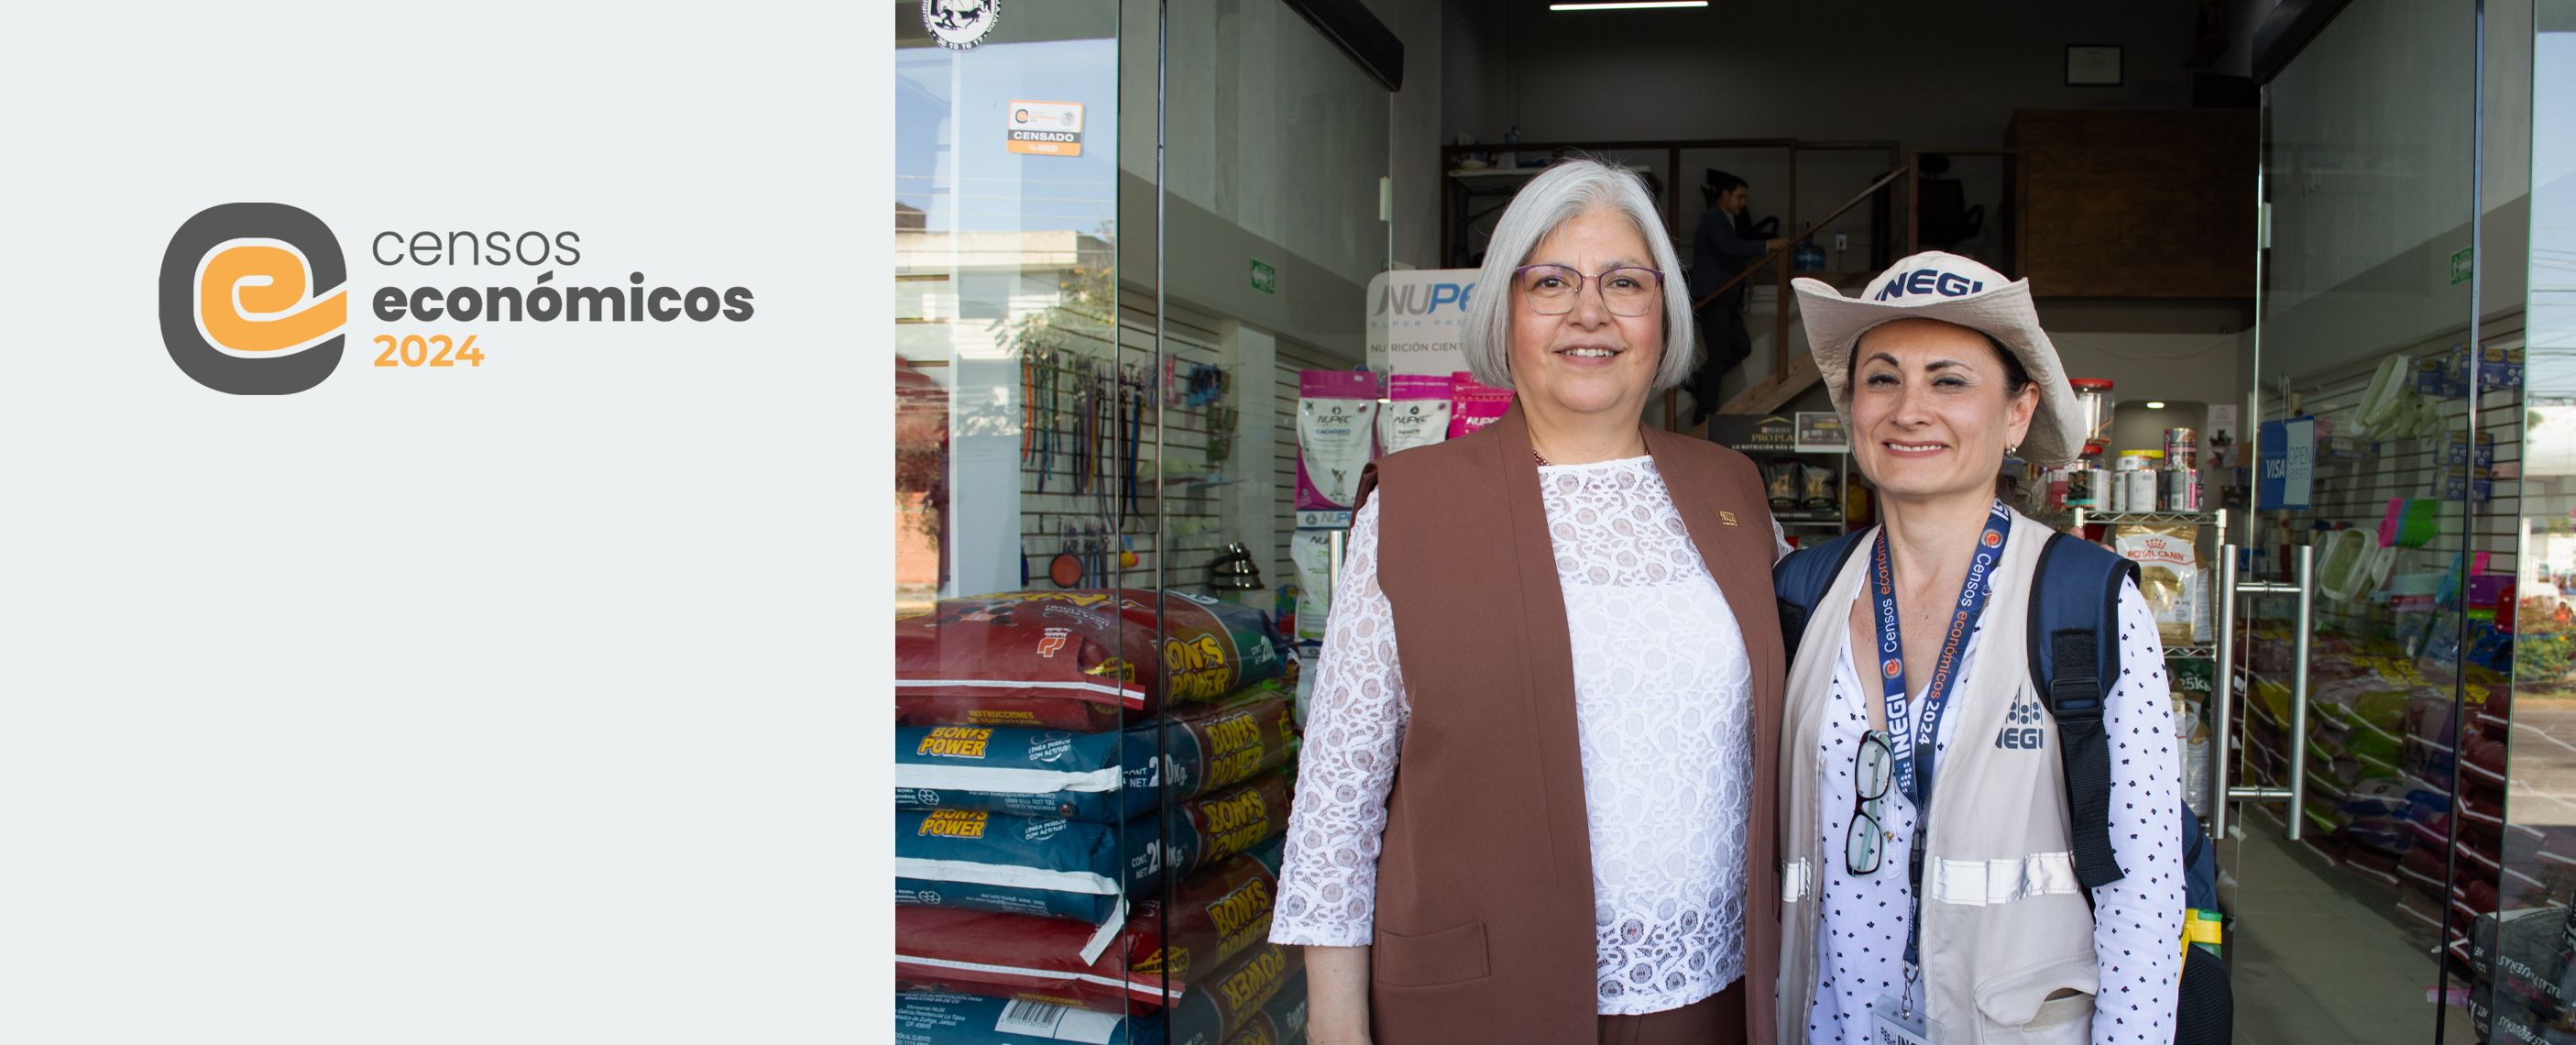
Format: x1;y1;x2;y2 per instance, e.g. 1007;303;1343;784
1870;500;2011;808
1872;500;2011;968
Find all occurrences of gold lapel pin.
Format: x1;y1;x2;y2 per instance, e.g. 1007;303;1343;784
1720;511;1738;526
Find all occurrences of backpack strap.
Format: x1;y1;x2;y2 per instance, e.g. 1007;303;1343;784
1772;529;1870;666
2027;532;2141;891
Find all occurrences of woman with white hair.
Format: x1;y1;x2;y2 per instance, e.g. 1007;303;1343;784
1268;159;1791;1045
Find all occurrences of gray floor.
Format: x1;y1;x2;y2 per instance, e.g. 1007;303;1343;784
2225;809;2470;1045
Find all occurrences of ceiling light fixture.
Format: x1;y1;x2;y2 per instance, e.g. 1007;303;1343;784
2145;402;2167;409
1550;1;1708;9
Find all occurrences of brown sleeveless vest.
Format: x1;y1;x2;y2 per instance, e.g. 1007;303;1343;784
1354;403;1786;1044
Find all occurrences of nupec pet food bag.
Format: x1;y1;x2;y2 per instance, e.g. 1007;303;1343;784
1376;373;1452;456
1295;371;1377;510
1449;371;1512;438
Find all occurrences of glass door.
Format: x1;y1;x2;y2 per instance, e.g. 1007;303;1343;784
2220;2;2494;1042
2477;10;2576;1044
896;0;1397;1034
1141;2;1398;1039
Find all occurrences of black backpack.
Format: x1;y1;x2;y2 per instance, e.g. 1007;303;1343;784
1773;528;2231;1045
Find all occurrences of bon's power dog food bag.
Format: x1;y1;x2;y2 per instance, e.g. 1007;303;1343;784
1128;688;1299;807
894;688;1299;823
896;589;1289;730
1212;969;1310;1045
892;992;1157;1045
1165;944;1302;1045
895;905;1166;1013
1167;770;1295;877
893;838;1288;1014
896;726;1124;821
1124;837;1286;988
896;774;1296;929
894;808;1177;926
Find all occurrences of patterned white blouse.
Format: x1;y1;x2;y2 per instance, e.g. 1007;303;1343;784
1270;456;1785;1016
1803;580;2182;1045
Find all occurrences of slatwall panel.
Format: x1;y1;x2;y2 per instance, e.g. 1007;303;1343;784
1026;279;1364;600
1013;291;1227;590
1122;298;1234;589
2251;329;2526;637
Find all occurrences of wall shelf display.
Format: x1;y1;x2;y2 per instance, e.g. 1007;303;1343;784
1705;412;1854;533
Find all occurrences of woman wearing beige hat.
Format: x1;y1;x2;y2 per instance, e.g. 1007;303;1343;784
1770;253;2182;1045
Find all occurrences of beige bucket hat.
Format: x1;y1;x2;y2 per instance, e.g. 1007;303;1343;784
1792;250;2085;467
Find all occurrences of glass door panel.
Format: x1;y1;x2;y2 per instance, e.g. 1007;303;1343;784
1139;1;1398;1040
892;6;1168;1044
2483;13;2576;1044
2227;2;2486;1042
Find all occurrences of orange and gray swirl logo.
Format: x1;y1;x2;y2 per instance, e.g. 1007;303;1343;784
159;204;346;394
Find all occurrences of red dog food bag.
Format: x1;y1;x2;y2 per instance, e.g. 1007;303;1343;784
896;589;1289;731
893;843;1286;1014
1124;846;1282;987
894;905;1162;1012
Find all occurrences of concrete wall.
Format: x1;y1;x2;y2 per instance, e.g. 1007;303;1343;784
1440;1;2209;150
2260;0;2532;382
1113;0;1446;348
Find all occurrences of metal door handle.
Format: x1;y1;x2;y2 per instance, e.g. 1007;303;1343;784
2211;544;2315;841
2286;544;2314;841
2209;545;2238;840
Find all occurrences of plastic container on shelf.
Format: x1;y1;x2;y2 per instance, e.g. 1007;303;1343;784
2162;468;2201;512
2124;469;2158;514
2070;378;2115;453
2066;466;2100;508
2315;528;2377;603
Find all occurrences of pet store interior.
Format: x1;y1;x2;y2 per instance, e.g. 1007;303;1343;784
891;2;2576;1042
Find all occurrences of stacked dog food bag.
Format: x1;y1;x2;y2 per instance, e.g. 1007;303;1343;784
894;589;1310;1045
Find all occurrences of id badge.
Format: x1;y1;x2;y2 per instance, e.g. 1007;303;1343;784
1869;994;1934;1045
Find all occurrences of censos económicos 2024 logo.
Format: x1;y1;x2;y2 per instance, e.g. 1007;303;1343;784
159;203;349;395
159;203;757;395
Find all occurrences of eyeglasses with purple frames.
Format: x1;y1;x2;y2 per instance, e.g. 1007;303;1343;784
1512;264;1664;316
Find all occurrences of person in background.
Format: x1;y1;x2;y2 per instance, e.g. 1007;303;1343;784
1271;159;1792;1045
1687;169;1789;427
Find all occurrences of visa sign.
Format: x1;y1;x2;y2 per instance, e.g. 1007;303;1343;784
1365;268;1480;376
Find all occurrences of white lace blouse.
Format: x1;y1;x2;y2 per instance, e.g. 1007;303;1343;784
1270;456;1785;1016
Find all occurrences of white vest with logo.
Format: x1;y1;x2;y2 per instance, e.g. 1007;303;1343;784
1774;512;2099;1045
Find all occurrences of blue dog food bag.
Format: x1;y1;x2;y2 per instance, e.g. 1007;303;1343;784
895;688;1299;824
896;726;1127;822
894;992;1159;1045
894;808;1194;926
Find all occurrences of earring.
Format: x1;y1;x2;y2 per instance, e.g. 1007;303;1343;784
2006;443;2020;455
